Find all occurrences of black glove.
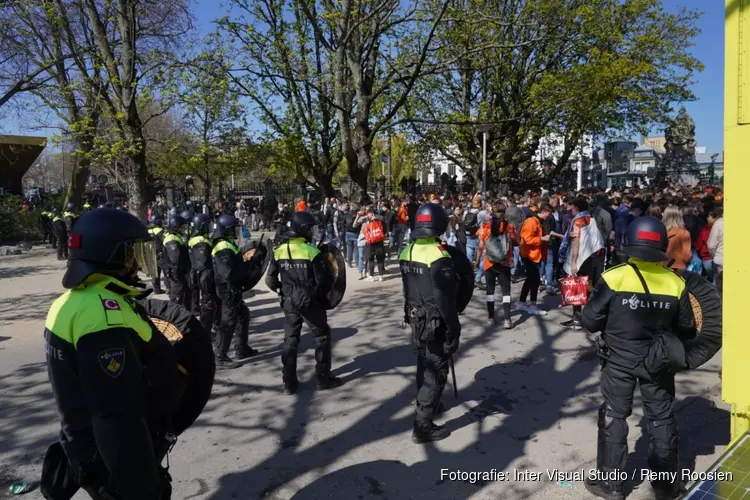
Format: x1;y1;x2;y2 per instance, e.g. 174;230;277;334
443;337;459;355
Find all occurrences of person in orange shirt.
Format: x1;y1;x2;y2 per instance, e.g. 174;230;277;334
517;203;552;316
662;205;691;269
393;200;409;256
476;202;518;329
296;200;308;212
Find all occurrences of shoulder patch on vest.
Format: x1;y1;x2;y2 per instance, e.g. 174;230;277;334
101;298;120;311
98;348;125;378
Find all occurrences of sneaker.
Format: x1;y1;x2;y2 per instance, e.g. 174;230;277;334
358;272;365;280
584;477;624;500
377;275;383;282
234;345;259;360
366;274;375;282
561;319;583;330
515;302;529;313
412;422;451;443
485;317;497;327
316;375;344;390
527;305;547;316
545;286;559;295
504;319;513;329
215;355;240;370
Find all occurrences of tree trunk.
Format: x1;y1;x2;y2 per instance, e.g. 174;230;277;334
350;141;372;198
123;146;149;223
63;138;94;209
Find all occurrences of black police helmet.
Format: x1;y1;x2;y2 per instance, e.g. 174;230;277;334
181;209;195;221
410;203;448;240
65;202;76;212
287;211;317;241
215;214;239;239
51;207;60;215
620;216;669;262
116;205;128;212
192;213;212;234
63;209;151;289
150;215;163;227
167;215;187;232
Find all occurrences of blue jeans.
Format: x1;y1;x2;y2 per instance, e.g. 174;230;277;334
357;246;365;273
466;237;479;264
511;246;520;275
345;232;358;264
545;250;555;287
702;259;715;284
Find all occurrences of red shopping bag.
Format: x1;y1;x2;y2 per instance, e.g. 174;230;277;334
559;275;589;306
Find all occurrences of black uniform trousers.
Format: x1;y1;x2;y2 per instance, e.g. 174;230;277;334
412;312;449;427
281;302;331;384
55;230;68;259
598;361;678;490
216;290;249;356
193;269;220;334
166;268;190;310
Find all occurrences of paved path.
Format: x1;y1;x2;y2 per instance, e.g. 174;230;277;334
0;247;728;499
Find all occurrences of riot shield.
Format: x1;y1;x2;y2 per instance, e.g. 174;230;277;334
319;243;347;309
141;299;215;435
676;270;722;370
240;238;271;292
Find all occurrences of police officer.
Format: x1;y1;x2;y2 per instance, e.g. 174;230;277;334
63;202;79;234
148;216;168;294
82;201;93;213
39;207;53;246
51;207;69;260
163;215;191;309
212;214;258;368
582;216;696;500
189;213;220;334
43;208;180;499
265;212;341;395
399;203;473;443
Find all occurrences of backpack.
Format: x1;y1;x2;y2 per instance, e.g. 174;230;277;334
464;211;479;236
363;219;385;244
485;232;511;263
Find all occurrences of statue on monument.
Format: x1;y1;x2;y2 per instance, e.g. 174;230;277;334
662;106;697;174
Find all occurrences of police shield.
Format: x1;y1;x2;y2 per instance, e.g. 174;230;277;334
676;269;722;369
319;243;346;310
240;239;271;292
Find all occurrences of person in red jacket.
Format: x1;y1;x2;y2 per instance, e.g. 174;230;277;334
695;215;715;282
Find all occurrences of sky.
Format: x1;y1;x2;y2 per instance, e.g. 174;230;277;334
4;0;726;153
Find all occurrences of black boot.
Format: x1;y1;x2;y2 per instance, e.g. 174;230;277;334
316;374;344;390
283;379;299;395
215;355;240;370
412;422;450;444
234;344;259;360
652;481;686;500
584;477;624;500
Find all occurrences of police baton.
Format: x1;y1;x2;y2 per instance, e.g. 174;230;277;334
450;355;458;398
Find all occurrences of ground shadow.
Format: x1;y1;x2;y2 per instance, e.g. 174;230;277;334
0;292;60;326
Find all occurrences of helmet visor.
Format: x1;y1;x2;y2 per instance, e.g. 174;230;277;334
133;240;159;278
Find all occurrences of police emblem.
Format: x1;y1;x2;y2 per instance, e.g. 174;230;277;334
98;348;125;378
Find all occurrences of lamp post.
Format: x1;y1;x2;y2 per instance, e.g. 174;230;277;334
476;124;492;203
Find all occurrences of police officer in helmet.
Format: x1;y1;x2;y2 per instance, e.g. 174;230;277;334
51;207;68;260
43;208;180;499
266;211;341;394
189;213;220;335
212;214;258;369
582;216;696;500
163;215;191;309
399;203;474;443
148;215;168;294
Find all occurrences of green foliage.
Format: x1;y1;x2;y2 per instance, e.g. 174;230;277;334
410;0;703;187
0;195;42;244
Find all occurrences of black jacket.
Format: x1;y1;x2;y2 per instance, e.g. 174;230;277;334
399;238;473;342
163;232;190;274
188;235;213;272
211;239;248;295
265;237;332;310
383;209;397;235
45;276;180;500
582;260;696;363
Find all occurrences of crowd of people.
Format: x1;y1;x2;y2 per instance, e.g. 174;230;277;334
275;183;724;329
